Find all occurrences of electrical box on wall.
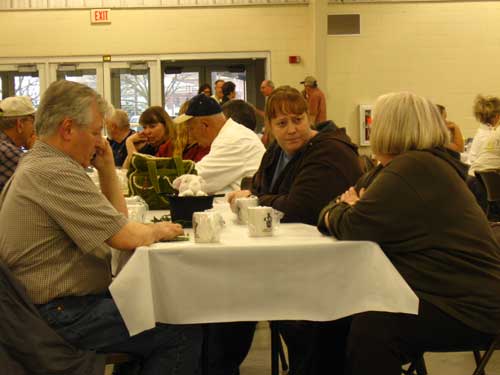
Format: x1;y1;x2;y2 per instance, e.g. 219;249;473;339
359;104;373;146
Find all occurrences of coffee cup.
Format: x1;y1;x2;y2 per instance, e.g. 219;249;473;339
235;196;259;224
193;211;224;243
247;206;277;237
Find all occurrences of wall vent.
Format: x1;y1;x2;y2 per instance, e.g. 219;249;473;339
328;14;360;35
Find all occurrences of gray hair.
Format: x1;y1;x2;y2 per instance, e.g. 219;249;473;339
113;109;130;130
370;92;449;156
35;80;108;137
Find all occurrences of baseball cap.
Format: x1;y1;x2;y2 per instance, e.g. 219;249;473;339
174;94;222;125
0;96;36;118
300;76;317;86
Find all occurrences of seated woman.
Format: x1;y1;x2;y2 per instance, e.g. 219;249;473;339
123;106;175;168
317;92;500;375
229;85;362;225
224;86;362;375
467;94;500;165
435;104;464;153
467;95;500;215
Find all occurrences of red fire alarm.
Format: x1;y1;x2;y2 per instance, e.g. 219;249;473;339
288;56;301;64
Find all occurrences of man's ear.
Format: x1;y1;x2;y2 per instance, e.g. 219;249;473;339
58;118;73;141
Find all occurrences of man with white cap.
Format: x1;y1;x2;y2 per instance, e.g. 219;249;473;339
300;75;327;126
0;96;36;191
176;94;265;194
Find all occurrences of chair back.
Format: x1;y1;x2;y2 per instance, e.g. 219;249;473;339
475;170;500;202
0;258;105;375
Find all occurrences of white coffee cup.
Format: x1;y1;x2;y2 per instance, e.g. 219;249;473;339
235;196;259;224
247;206;276;237
193;211;224;243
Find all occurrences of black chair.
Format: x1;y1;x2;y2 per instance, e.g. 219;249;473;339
405;333;500;375
0;258;134;375
475;170;500;221
270;322;289;375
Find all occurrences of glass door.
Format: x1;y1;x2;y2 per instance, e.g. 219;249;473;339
208;65;247;101
108;62;151;126
53;63;102;93
0;64;43;107
162;64;202;117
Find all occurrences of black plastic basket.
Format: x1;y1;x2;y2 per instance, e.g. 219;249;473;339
166;195;215;228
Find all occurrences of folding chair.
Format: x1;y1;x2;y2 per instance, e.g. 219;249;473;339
405;333;500;375
475;170;500;221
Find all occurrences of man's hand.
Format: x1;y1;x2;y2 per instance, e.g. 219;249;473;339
154;222;184;242
92;137;115;172
227;190;252;212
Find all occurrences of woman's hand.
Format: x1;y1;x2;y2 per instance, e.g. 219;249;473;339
126;132;148;153
339;187;365;206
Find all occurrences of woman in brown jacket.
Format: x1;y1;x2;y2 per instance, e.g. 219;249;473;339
318;92;500;375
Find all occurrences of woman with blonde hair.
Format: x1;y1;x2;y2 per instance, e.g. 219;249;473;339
317;92;500;375
467;94;500;165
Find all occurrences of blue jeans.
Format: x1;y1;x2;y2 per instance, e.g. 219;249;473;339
37;294;202;375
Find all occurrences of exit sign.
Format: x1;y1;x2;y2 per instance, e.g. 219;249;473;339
91;9;111;24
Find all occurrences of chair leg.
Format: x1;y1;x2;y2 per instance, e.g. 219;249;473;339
277;334;289;374
473;350;485;375
403;356;427;375
270;323;289;375
270;323;279;375
414;356;428;375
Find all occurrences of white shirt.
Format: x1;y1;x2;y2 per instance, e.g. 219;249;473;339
467;124;493;166
469;126;500;175
196;118;265;194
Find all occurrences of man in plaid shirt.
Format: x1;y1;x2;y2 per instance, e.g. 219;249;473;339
0;96;36;192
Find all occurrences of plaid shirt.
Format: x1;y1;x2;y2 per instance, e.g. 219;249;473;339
0;131;22;192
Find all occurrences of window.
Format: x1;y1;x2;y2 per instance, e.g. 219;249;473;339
57;68;97;90
211;71;247;101
111;67;150;122
0;71;40;107
164;70;200;117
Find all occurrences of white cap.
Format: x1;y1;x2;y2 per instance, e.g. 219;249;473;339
0;96;36;118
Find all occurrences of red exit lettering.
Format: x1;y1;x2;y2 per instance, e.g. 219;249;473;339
94;10;108;21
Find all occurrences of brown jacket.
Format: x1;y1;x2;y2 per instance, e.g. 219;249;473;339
251;122;362;225
319;148;500;334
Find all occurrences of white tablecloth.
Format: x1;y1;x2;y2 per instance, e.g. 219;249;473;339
110;206;419;336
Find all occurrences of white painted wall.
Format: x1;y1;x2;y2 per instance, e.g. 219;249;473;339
0;5;312;91
328;2;500;148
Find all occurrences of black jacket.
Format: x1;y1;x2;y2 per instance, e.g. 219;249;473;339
0;259;104;375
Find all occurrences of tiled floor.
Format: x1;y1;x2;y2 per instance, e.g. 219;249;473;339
106;322;500;374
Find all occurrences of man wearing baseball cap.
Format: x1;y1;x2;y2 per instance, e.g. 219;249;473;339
300;75;327;126
0;96;36;191
176;94;265;194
